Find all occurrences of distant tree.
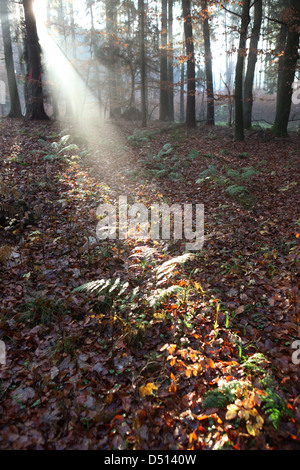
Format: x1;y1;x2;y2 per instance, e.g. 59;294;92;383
160;0;169;120
105;0;121;118
272;0;300;137
23;0;49;120
138;0;147;127
243;0;262;130
234;0;250;141
201;0;214;125
182;0;196;127
0;0;22;118
168;0;174;121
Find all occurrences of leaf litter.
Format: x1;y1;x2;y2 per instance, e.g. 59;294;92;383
0;118;299;450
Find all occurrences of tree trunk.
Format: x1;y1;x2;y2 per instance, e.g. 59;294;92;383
0;0;22;118
234;0;250;141
182;0;196;127
106;0;121;118
276;21;288;97
180;59;185;122
23;0;49;120
272;0;300;137
243;0;262;129
138;0;147;127
160;0;169;121
201;0;214;125
168;0;174;121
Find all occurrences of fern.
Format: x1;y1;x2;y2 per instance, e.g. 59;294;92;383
129;245;159;263
225;184;249;196
74;277;129;298
202;380;248;410
227;168;240;179
241;166;259;180
155;253;194;284
187;149;199;160
155;143;172;160
147;285;185;308
44;134;79;161
260;378;292;430
58;143;79;155
168;172;183;181
202;389;233;410
196;165;217;183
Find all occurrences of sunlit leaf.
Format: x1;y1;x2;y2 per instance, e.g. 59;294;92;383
139;382;158;398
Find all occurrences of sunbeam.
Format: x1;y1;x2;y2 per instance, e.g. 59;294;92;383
37;25;101;121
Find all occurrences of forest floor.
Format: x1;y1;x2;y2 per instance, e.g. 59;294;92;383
0;117;299;450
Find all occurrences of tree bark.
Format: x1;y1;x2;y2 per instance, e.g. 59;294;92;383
106;0;121;118
23;0;49;120
243;0;262;129
272;0;300;137
168;0;174;121
234;0;250;141
201;0;215;125
182;0;196;127
138;0;147;127
0;0;23;118
160;0;169;121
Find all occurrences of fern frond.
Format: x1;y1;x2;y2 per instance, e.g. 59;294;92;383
73;277;129;299
225;184;248;195
156;253;194;275
241;167;259;180
227;169;240;179
129;245;159;261
74;278;110;295
147;285;185;308
155;253;194;285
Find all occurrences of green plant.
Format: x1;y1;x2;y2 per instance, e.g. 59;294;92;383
74;277;129;310
127;129;152;146
225;184;249;196
187;149;199;160
154;143;172;160
196;165;218;183
242;353;269;375
147;285;186;309
155;253;195;285
43;134;79;162
260;378;292;429
202;381;241;410
19;297;68;325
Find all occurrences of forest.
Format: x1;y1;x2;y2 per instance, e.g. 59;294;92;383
0;0;299;453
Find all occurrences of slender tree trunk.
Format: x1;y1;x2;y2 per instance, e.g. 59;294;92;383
0;0;22;118
23;0;49;120
234;0;250;141
272;0;300;137
243;0;262;129
168;0;174;121
69;0;77;60
106;0;120;118
160;0;169;120
139;0;147;127
201;0;214;125
182;0;196;127
180;59;185;122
